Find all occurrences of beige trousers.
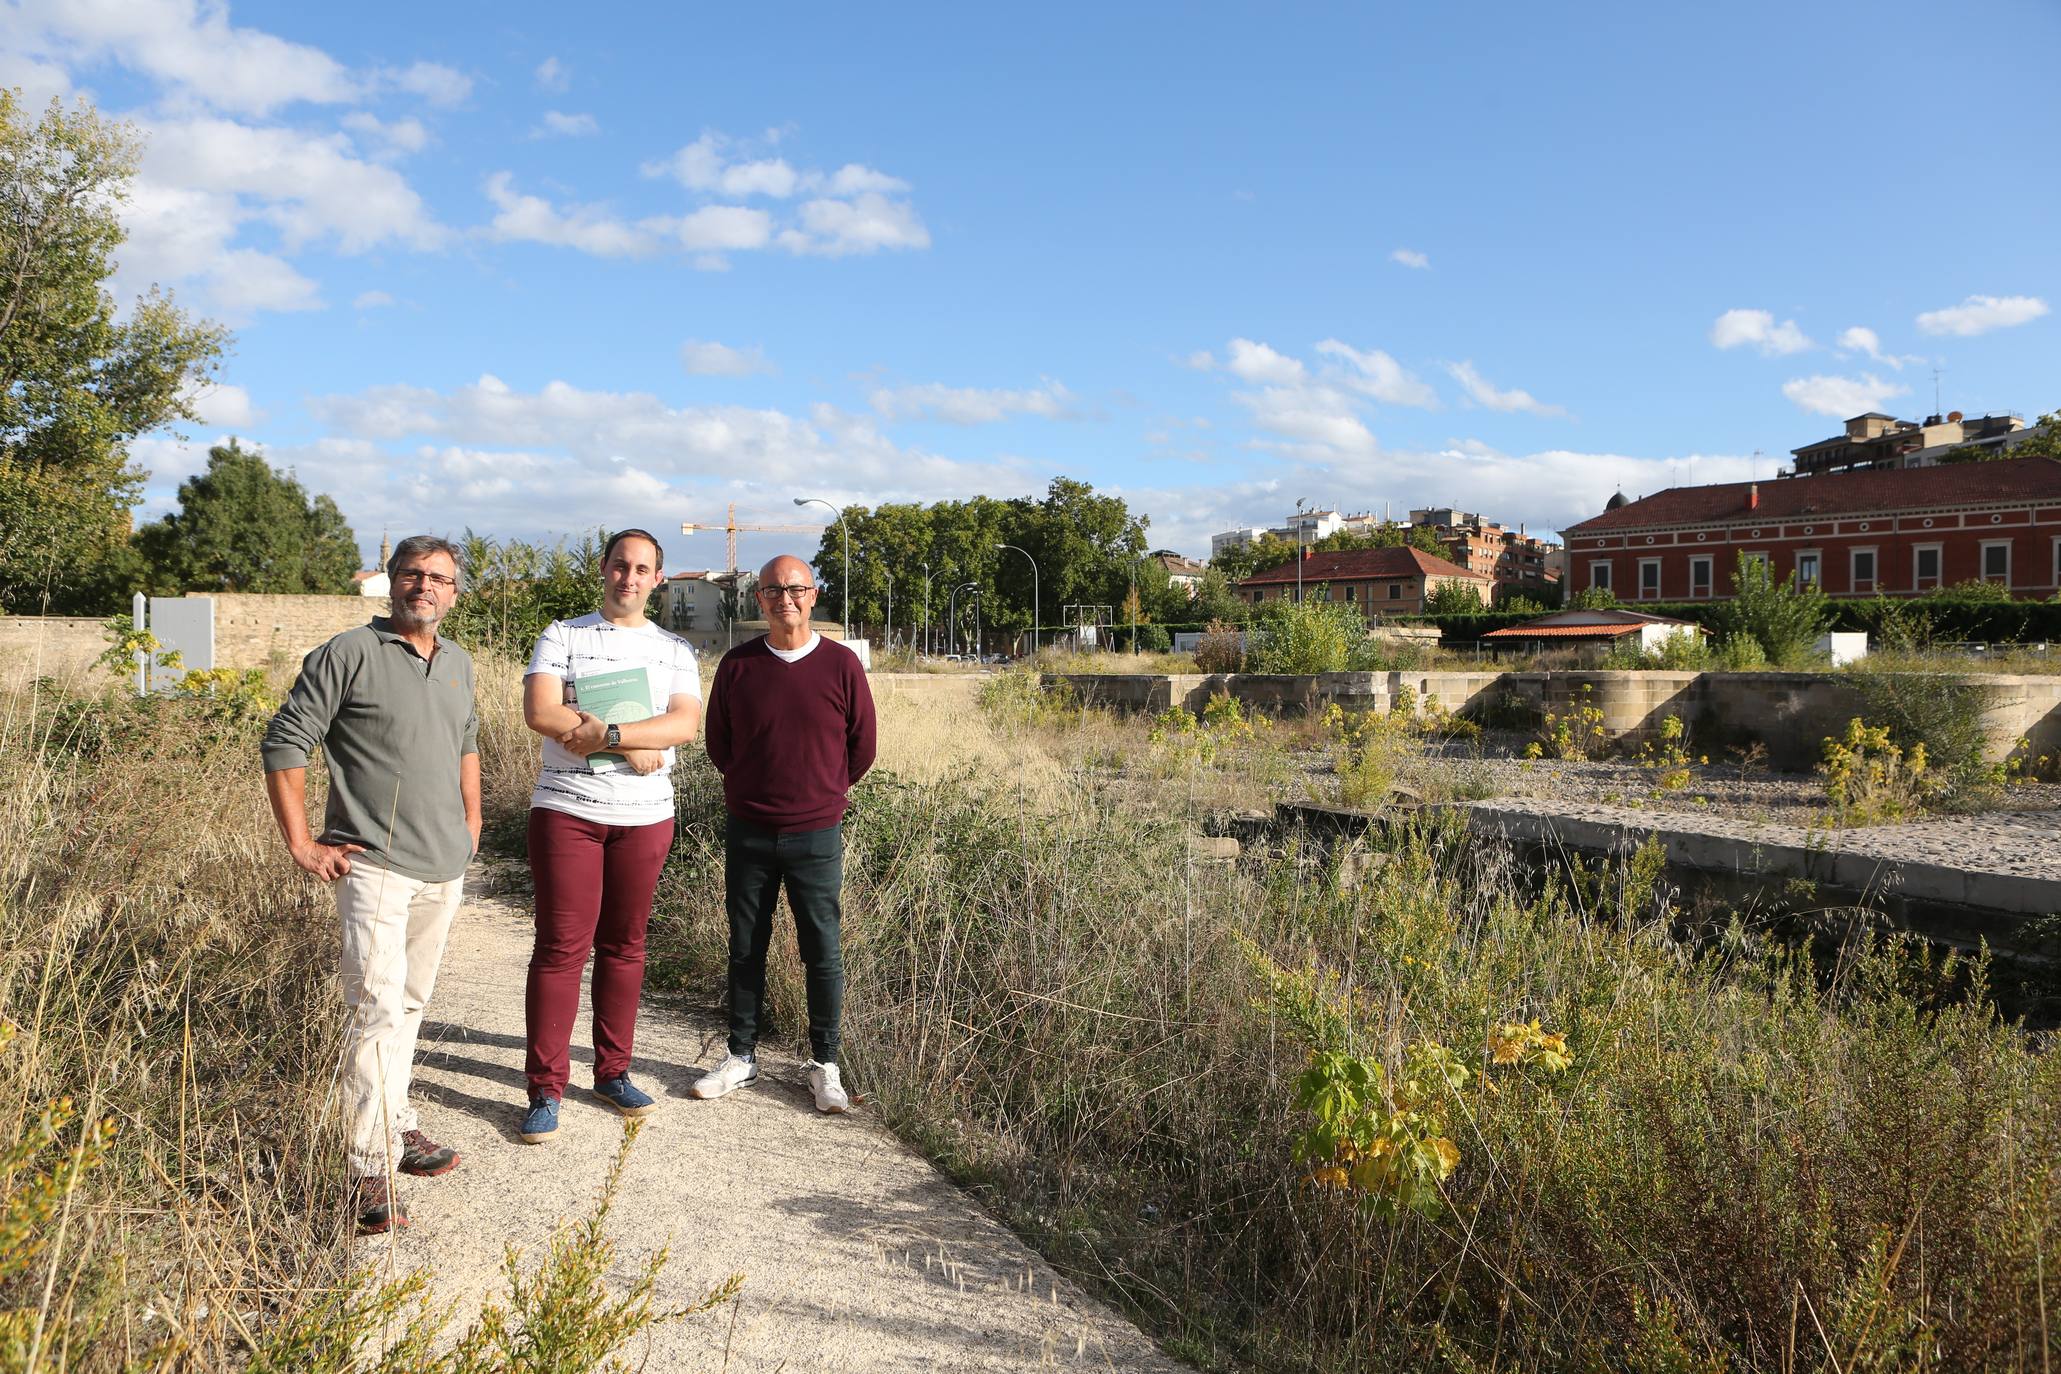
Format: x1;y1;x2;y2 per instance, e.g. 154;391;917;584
336;860;463;1177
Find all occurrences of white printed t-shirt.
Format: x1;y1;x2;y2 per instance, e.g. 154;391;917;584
526;613;702;826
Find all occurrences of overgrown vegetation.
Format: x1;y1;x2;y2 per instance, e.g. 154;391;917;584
646;695;2061;1371
0;652;717;1370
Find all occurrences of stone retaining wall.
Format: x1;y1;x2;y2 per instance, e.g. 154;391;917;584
1043;669;2061;769
192;592;385;669
0;616;105;681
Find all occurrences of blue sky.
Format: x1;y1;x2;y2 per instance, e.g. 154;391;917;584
9;1;2058;572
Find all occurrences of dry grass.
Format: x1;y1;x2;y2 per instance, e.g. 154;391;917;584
0;672;352;1368
646;682;2061;1372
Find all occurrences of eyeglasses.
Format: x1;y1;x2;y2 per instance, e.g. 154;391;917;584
394;569;457;590
757;583;816;601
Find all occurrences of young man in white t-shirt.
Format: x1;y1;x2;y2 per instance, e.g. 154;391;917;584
516;529;702;1143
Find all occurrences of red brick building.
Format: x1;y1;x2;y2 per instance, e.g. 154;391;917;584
1237;546;1491;618
1562;456;2061;601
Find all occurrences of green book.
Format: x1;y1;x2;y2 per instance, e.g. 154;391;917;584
568;665;655;774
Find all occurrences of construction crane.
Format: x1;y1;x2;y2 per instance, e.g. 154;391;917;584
680;503;824;576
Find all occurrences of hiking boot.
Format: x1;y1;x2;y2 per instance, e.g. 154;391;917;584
520;1096;560;1144
398;1128;460;1177
593;1074;657;1118
807;1060;850;1114
355;1175;408;1235
689;1053;758;1100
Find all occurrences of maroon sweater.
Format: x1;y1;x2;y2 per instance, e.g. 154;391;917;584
704;636;877;830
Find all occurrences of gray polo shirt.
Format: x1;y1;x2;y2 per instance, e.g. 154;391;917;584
261;618;479;882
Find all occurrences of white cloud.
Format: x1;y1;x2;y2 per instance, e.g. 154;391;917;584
1915;294;2050;337
381;60;470;108
342;111;428;158
1780;373;1909;418
297;375;1033;545
680;340;775;377
15;0;358;115
482;172;658;257
869;380;1075;425
184;381;260;428
1182;350;1216;371
1315;340;1438;408
643;132;896;199
112;179;320;324
533;110;600;139
534;56;569;92
637;130;929;259
205;248;322;317
1223;339;1305;384
353;290;396;309
781;192;930;256
1709;308;1813;356
662;205;773;253
142;116;444;253
1390;248;1430;270
1835;325;1923;370
1445;361;1567;417
1238;384;1376;459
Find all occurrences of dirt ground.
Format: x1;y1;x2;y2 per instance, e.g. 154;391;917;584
357;886;1187;1373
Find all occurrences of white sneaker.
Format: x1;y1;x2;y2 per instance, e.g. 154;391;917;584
806;1060;850;1114
690;1053;758;1100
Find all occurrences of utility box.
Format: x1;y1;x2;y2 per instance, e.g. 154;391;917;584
1816;631;1869;666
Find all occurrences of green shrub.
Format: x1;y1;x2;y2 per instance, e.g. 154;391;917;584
1843;664;1999;800
1246;593;1375;674
1711;554;1833;666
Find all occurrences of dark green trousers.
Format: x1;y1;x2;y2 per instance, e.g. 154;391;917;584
724;818;844;1063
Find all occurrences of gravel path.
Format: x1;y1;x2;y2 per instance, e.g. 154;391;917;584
1459;762;2061;881
358;885;1187;1373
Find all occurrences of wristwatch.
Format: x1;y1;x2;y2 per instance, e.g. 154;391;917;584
604;723;621;749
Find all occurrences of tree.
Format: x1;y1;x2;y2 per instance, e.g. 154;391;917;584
1940;410;2060;463
134;441;361;594
441;530;608;659
1711;554;1832;667
0;92;228;613
1425;580;1488;614
1211;533;1298;582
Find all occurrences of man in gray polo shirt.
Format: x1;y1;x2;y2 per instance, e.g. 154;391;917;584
262;534;480;1235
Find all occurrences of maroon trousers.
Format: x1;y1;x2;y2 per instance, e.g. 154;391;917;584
524;807;675;1100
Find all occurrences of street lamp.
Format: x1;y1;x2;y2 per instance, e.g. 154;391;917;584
1294;496;1309;603
995;542;1039;659
793;497;850;642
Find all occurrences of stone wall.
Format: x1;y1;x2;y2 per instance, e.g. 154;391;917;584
1041;668;2061;770
0;616;105;682
196;592;385;670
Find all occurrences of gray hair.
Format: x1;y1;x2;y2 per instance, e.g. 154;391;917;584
388;534;466;592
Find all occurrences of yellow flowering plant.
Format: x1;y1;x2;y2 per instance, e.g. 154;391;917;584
1293;1041;1469;1219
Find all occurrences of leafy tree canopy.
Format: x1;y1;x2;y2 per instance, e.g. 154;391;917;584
133;440;361;595
810;478;1151;643
0;91;228;612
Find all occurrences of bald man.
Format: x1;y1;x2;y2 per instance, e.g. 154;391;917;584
692;555;876;1113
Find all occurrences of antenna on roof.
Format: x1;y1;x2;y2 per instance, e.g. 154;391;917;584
1752;448;1763;481
1932;365;1945;417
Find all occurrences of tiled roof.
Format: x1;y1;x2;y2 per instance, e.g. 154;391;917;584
1482;623;1647;639
1239;545;1483;586
1564;456;2061;534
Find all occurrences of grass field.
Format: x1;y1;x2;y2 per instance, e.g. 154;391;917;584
7;653;2061;1371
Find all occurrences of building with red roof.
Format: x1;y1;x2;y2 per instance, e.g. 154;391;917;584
1236;546;1492;619
1561;456;2061;602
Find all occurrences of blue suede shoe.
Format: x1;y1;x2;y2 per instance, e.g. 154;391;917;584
520;1096;560;1143
594;1074;657;1118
